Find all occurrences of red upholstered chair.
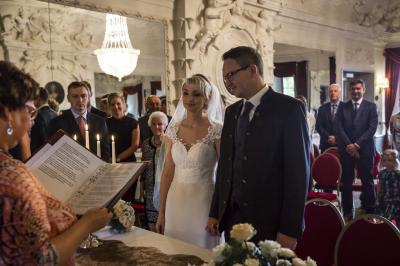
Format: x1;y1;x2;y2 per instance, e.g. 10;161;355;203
335;214;400;266
296;198;344;266
373;151;381;179
313;143;320;158
323;147;340;160
307;153;342;206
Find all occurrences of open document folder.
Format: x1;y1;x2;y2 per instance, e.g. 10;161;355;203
26;130;146;215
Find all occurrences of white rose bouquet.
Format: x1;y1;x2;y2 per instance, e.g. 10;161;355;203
208;223;317;266
109;200;135;233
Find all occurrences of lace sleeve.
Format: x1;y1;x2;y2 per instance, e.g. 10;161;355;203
165;123;179;142
211;122;223;140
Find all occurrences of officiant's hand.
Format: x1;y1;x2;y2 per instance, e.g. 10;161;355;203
155;215;165;234
206;217;219;235
81;208;112;233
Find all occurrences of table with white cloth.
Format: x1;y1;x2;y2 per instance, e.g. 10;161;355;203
75;226;211;265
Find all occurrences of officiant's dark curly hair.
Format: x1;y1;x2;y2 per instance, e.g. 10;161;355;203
0;61;39;116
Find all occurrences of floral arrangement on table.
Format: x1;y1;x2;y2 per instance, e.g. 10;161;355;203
109;200;135;233
208;223;317;266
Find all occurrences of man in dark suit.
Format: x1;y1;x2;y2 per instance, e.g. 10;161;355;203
30;87;58;153
207;46;310;249
316;84;343;152
334;79;378;221
82;81;109;119
49;81;110;161
138;95;162;143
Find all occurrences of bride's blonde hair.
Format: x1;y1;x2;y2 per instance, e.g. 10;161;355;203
183;74;213;109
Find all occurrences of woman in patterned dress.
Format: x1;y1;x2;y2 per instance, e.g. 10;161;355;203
0;61;112;265
141;111;169;231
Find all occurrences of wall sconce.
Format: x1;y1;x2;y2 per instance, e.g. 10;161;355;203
378;77;389;94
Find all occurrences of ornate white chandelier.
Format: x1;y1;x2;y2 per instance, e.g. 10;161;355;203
95;14;140;81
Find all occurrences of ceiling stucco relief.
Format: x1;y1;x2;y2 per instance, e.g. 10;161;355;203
353;0;400;33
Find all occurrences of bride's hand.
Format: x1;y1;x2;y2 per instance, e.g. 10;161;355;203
155;215;165;234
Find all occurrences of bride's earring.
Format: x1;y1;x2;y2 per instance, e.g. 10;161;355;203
6;122;13;136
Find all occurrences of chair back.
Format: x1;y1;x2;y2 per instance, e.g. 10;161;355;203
313;143;320;158
296;198;344;266
312;153;341;189
373;151;381;178
335;214;400;266
323;147;340;159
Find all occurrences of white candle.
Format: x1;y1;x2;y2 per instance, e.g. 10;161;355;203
96;134;101;157
85;124;90;149
111;135;116;164
73;134;77;141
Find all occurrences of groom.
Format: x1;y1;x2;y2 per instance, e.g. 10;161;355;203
207;46;310;249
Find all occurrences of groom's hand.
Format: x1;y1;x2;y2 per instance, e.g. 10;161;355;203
206;217;219;235
276;232;297;250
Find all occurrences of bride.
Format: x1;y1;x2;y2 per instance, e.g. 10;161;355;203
155;74;224;248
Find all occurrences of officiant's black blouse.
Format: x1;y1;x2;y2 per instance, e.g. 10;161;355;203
107;116;138;162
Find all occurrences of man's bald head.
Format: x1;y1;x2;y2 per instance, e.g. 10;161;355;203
146;95;161;113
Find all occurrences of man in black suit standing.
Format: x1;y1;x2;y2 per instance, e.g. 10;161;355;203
49;81;110;161
138;95;162;144
30;87;58;153
207;46;310;249
334;79;378;221
316;84;343;152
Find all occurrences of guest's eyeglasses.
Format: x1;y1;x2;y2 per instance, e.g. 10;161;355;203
223;65;250;84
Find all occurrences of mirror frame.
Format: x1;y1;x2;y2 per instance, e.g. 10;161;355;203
41;0;171;100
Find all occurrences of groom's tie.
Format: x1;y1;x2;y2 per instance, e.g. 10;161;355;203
236;101;254;141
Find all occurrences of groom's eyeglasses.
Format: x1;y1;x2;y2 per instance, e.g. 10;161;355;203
223;65;250;85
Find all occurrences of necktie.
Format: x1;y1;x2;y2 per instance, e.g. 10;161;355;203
353;102;359;112
331;103;337;120
352;102;358;119
236;101;254;141
77;115;85;137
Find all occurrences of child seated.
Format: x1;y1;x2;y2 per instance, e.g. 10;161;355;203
376;149;400;225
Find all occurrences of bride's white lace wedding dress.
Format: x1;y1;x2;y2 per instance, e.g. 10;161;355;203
164;122;222;249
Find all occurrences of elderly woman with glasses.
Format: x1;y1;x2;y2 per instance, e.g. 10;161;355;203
141;111;169;231
0;61;112;265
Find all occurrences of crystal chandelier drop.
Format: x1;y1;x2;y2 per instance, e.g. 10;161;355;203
95;14;140;81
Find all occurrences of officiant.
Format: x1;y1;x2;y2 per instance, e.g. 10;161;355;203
49;81;111;161
0;61;112;265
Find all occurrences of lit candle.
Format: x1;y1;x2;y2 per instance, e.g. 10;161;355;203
85;124;90;149
96;134;101;157
111;135;116;164
73;134;77;141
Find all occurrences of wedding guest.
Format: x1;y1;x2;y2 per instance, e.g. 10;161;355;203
0;61;112;265
30;87;57;153
82;81;108;119
48;97;60;114
138;95;162;143
376;149;400;225
106;93;140;202
141;111;168;231
49;81;110;161
156;74;225;248
106;93;140;163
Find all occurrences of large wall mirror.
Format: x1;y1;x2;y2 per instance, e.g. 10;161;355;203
273;43;335;113
0;0;168;113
